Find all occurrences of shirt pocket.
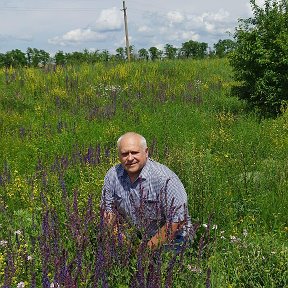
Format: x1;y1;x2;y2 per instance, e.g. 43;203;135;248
142;198;161;220
113;193;126;214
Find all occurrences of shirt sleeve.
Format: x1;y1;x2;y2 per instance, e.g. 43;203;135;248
162;176;188;223
100;172;114;212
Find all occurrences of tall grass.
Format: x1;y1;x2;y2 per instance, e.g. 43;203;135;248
0;58;287;287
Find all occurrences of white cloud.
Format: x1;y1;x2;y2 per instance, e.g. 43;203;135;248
166;11;184;25
47;7;122;47
132;7;234;49
138;25;152;33
167;30;200;42
48;28;107;46
95;7;122;32
198;9;230;24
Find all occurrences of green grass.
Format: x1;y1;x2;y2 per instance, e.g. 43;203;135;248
0;58;287;287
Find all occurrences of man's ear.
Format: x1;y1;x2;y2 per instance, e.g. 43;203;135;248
145;147;149;158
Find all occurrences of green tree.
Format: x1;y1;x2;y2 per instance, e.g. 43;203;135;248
66;51;86;65
83;49;101;63
138;48;149;60
164;43;178;59
54;50;66;66
148;47;161;60
230;0;288;115
0;53;5;67
4;49;27;67
99;50;110;62
214;39;236;57
38;49;50;66
27;48;50;67
116;47;125;60
180;40;208;58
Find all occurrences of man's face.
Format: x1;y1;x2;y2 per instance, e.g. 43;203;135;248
118;135;148;180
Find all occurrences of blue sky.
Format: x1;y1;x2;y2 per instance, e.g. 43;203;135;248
0;0;264;54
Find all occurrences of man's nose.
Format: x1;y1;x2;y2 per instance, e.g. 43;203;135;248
128;153;133;160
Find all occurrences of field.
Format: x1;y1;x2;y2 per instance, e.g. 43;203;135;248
0;58;287;287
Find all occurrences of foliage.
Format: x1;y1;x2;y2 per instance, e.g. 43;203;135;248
180;40;208;59
0;59;287;287
213;39;236;58
0;39;212;68
148;47;162;60
26;48;51;67
230;0;288;116
164;44;178;60
1;49;27;67
138;48;149;61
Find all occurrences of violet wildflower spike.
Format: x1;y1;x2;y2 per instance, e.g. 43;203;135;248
206;267;212;288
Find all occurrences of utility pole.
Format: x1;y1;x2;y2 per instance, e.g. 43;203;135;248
122;1;130;61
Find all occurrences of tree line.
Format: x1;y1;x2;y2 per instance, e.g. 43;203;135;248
0;39;236;68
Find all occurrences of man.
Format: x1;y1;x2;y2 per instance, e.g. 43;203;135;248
101;132;191;250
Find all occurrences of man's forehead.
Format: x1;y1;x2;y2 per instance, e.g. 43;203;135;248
119;143;142;152
119;135;141;146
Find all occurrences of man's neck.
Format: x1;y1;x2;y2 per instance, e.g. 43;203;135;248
129;174;139;184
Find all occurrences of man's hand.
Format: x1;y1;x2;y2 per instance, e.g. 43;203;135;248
147;221;185;250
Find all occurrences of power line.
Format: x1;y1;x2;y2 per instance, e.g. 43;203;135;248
0;7;103;12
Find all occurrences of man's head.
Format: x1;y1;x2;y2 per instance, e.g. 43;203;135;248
117;132;148;181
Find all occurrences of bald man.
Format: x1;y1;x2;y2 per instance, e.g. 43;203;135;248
101;132;191;250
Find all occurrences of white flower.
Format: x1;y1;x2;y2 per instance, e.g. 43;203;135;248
187;264;202;273
17;282;25;288
50;282;60;288
202;223;208;228
14;230;22;235
27;255;33;261
212;224;218;230
230;235;241;243
243;229;248;237
0;240;8;247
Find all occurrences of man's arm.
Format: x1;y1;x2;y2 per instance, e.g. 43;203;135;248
147;221;185;250
102;211;128;244
103;211;115;225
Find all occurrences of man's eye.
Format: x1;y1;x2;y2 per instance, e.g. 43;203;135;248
122;153;129;157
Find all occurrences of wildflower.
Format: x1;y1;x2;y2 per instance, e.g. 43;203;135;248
0;240;8;247
219;230;225;239
202;223;208;228
187;264;202;273
243;229;248;237
212;224;218;230
17;282;25;288
230;235;241;244
15;230;22;235
27;255;33;261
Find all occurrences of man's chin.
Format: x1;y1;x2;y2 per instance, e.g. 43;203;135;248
125;167;138;173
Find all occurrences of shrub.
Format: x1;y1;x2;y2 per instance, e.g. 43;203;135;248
229;0;288;116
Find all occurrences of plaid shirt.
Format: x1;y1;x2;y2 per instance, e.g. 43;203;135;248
101;158;191;238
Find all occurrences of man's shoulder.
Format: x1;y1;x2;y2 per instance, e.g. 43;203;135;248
147;159;176;179
105;163;124;178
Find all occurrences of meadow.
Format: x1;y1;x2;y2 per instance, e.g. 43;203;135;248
0;58;287;287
